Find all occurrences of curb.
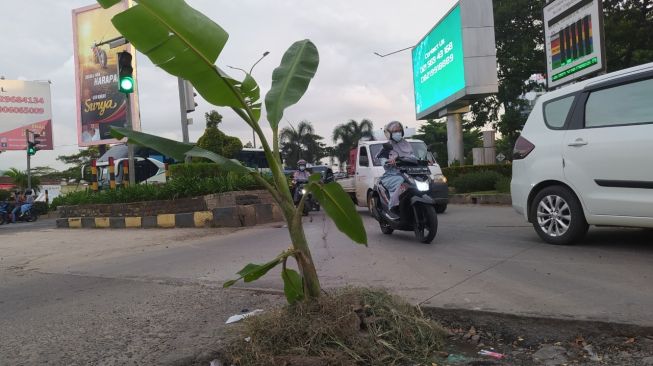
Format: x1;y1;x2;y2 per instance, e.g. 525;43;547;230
57;203;282;229
448;194;512;205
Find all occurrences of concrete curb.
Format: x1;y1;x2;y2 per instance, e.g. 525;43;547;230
57;203;282;229
448;193;512;205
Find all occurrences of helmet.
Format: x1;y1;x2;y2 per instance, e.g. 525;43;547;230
383;121;404;140
297;159;307;166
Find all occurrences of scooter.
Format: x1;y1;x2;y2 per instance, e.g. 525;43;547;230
293;180;318;216
0;202;11;225
371;156;438;244
13;204;38;223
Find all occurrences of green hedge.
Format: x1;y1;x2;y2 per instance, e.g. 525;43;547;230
0;189;11;201
495;176;511;194
442;164;512;182
169;162;224;179
451;171;504;194
51;173;267;208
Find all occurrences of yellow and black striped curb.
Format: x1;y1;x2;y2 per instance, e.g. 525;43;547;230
56;204;280;229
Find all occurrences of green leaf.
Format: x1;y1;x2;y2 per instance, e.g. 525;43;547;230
309;182;367;245
265;39;319;129
110;127;251;175
223;279;238;288
281;268;304;304
97;0;121;8
240;73;262;122
308;173;322;183
237;260;281;282
108;0;243;108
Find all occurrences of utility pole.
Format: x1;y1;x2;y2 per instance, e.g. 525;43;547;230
178;78;197;163
26;132;31;190
228;51;270;149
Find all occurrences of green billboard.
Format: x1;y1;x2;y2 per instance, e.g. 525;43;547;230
412;5;465;117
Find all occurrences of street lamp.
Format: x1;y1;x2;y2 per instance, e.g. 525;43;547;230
228;51;270;149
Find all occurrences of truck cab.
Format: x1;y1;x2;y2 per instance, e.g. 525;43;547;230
339;139;449;213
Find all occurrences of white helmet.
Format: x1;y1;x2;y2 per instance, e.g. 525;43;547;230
383;121;404;140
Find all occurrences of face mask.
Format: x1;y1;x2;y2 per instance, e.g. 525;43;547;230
391;132;402;142
299;166;306;171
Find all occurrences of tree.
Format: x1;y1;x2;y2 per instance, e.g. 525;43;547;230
603;0;653;72
4;168;40;190
332;119;374;164
196;110;243;159
280;120;326;167
100;0;366;303
243;142;254;148
56;146;100;180
413;119;483;166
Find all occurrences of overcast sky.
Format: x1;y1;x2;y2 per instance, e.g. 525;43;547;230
0;0;457;172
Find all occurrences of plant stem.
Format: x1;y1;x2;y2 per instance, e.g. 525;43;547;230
286;209;321;298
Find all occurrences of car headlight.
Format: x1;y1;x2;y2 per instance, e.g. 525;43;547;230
415;180;430;192
431;174;447;184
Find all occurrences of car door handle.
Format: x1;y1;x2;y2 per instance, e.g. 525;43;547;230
568;139;588;147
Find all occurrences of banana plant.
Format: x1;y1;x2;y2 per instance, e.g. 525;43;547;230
97;0;367;303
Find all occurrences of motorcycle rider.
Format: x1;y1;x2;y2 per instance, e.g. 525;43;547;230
292;159;311;203
375;121;416;218
19;189;35;217
10;191;25;223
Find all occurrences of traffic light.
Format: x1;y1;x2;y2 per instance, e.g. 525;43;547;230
27;134;39;156
117;51;134;93
183;80;198;112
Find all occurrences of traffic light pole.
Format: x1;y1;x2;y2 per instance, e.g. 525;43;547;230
125;95;136;186
25;129;32;190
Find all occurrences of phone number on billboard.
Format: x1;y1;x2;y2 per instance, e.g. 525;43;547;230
0;96;46;104
0;106;45;114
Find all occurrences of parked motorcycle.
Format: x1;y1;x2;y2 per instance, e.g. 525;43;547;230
370;156;438;244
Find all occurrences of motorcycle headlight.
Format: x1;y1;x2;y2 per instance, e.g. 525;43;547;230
301;189;307;195
415;180;430;192
431;174;448;184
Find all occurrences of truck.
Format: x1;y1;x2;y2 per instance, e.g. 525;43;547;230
338;139;449;213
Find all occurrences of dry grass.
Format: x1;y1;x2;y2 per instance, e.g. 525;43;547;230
223;288;446;366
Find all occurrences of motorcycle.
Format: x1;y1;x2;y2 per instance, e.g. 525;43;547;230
13;204;38;223
0;201;11;225
370;155;438;244
293;180;318;216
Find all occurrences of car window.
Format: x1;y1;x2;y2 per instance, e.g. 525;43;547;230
544;95;575;128
585;78;653;128
358;146;369;167
369;141;433;166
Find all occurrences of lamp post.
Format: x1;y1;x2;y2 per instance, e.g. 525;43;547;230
228;51;269;149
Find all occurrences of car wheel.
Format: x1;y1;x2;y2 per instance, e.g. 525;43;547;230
435;203;447;214
367;191;376;216
530;186;588;245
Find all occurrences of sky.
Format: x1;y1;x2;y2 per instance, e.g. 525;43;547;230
0;0;458;172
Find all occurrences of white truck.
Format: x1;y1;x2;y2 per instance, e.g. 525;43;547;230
338;139;449;213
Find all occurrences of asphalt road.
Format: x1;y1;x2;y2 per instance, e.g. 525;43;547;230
1;205;652;364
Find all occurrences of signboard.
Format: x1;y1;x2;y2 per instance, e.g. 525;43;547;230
544;0;606;88
72;1;140;147
0;80;54;151
412;0;498;120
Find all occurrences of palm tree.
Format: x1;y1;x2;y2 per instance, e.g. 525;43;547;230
331;119;374;164
280;121;324;167
4;167;40;190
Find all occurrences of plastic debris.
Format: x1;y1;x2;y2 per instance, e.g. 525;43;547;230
209;360;222;366
244;337;252;342
479;349;506;359
225;309;264;324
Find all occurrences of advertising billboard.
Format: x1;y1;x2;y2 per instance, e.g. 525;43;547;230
544;0;606;88
412;0;498;120
72;1;140;147
0;80;54;151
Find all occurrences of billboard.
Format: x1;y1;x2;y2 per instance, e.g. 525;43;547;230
544;0;606;88
412;0;498;120
72;1;140;147
0;80;54;151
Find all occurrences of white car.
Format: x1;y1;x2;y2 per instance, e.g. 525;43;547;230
511;62;653;245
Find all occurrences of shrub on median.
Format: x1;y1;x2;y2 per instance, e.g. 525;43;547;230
442;164;512;182
451;171;503;194
50;173;267;208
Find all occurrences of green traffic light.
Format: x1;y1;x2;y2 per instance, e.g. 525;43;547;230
119;76;134;93
27;146;36;156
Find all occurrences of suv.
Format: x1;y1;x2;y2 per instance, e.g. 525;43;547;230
512;62;653;245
